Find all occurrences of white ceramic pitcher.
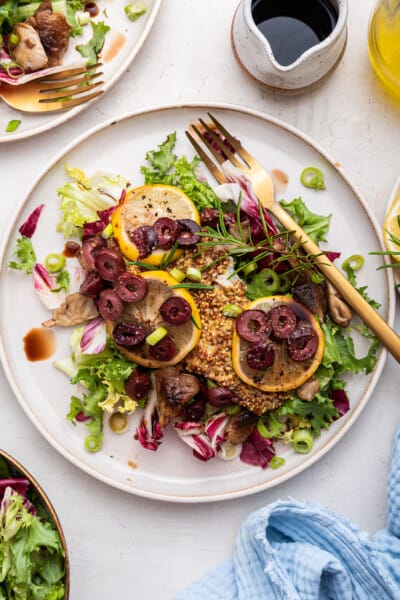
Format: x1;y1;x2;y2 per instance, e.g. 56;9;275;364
231;0;348;94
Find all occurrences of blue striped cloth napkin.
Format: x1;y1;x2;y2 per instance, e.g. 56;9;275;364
174;427;400;599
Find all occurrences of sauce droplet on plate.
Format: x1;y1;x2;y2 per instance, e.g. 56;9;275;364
23;328;56;361
102;32;126;62
271;168;289;195
63;241;80;258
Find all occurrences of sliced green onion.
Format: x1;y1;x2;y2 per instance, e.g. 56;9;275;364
170;267;186;282
45;253;66;273
125;2;147;21
6;119;21;133
278;273;291;293
292;429;314;454
256;417;275;439
270;456;286;469
101;223;113;239
207;379;218;389
310;271;324;284
258;268;280;294
77;10;91;25
146;326;168;346
84;433;103;452
186;267;202;282
225;404;241;416
222;303;243;318
9;32;19;46
300;167;326;190
243;262;257;277
342;254;364;272
109;412;128;434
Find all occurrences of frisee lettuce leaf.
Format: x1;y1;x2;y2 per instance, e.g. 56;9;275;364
279;196;331;244
76;20;110;65
141;132;219;210
0;488;65;599
8;236;36;274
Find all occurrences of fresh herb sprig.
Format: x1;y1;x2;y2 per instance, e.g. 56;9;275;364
197;198;326;282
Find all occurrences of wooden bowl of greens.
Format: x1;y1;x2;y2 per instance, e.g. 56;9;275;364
0;449;69;599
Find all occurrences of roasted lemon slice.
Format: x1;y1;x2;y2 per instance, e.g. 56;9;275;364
232;295;324;393
383;192;400;263
107;270;202;369
112;184;200;265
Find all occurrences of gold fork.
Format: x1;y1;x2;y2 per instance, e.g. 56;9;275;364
186;112;400;363
0;63;104;113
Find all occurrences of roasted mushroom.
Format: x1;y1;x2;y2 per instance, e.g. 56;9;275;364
291;282;327;322
155;367;200;426
9;23;48;72
42;293;98;328
296;377;320;401
27;0;72;65
225;410;257;445
326;282;353;327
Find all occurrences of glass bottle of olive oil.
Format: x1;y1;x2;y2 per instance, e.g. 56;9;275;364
368;0;400;98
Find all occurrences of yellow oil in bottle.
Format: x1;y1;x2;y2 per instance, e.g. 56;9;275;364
368;1;400;98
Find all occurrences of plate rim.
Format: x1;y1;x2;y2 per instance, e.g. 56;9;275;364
0;101;396;502
0;0;163;144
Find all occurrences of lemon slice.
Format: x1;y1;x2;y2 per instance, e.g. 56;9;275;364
107;270;201;368
232;295;324;393
383;192;400;263
112;184;200;265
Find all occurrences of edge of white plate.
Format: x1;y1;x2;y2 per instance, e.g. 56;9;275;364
0;0;163;144
0;101;396;502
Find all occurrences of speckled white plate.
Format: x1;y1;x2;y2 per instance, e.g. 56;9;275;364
0;103;395;502
0;0;162;143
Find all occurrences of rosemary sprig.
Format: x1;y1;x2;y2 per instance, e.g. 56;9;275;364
198;220;324;280
170;283;214;290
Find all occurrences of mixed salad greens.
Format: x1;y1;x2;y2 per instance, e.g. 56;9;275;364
0;1;147;84
0;456;66;599
8;130;380;470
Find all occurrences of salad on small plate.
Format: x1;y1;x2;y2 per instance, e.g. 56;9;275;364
0;1;162;141
0;450;69;599
0;105;393;501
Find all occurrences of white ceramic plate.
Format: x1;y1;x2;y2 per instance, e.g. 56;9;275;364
0;103;395;502
0;0;162;143
385;176;400;292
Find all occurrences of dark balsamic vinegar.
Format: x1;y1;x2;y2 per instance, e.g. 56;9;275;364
251;0;338;66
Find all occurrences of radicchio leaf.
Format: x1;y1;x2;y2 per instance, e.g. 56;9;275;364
240;429;275;468
19;204;44;238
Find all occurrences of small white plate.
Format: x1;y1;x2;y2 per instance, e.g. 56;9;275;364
0;1;162;143
0;103;395;502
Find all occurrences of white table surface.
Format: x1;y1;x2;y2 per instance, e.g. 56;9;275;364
0;1;399;598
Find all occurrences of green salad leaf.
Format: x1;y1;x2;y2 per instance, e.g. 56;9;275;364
76;20;110;65
280;196;331;244
141;132;219;211
8;236;36;274
59;331;137;452
57;166;128;238
0;489;65;599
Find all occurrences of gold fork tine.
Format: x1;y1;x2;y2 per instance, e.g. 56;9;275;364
207;112;257;168
197;118;249;173
187;113;400;363
37;89;104;111
185;130;225;184
39;62;102;82
38;70;103;91
38;80;103;102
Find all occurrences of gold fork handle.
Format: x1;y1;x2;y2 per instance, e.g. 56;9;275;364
269;200;400;363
